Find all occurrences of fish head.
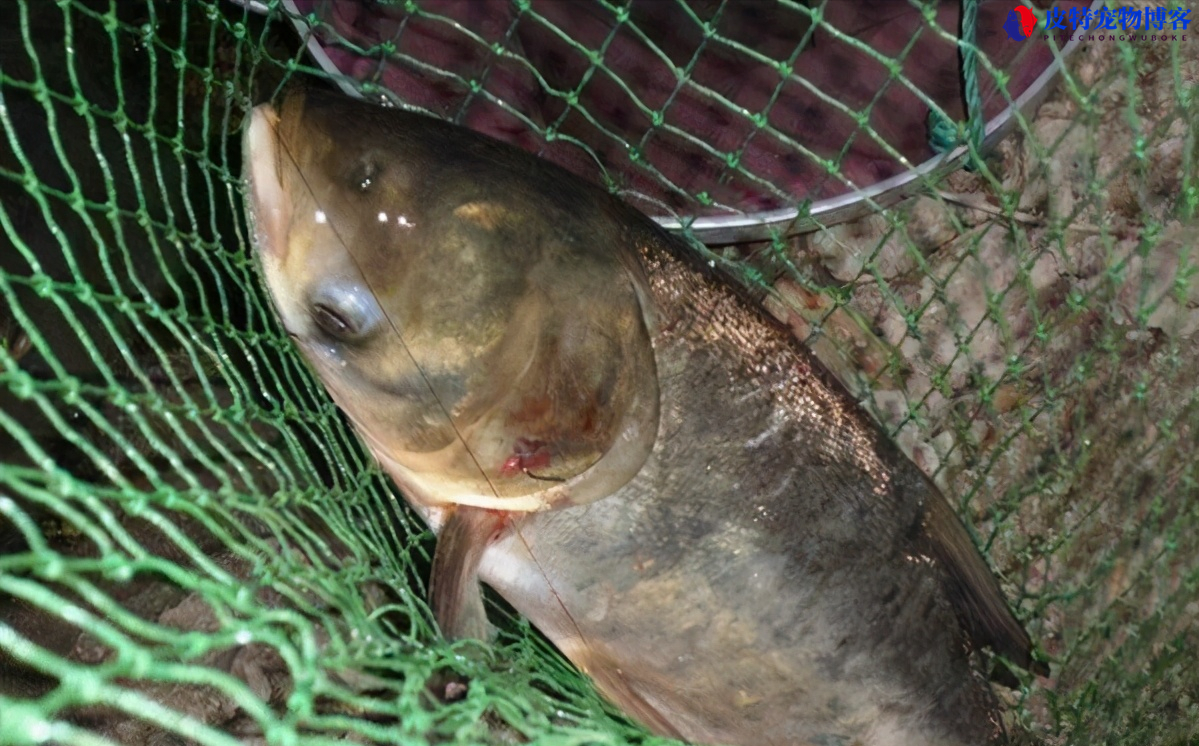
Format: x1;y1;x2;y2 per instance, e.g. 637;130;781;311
242;86;660;515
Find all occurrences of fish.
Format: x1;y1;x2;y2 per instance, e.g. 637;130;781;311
242;85;1045;746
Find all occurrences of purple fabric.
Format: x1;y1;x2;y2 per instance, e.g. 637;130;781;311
289;0;1088;217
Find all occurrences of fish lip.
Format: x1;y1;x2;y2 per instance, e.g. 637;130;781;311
243;102;290;260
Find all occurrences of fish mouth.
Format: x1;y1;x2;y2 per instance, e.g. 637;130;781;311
243;103;291;261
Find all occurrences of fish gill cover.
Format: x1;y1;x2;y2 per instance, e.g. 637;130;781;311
0;1;1197;745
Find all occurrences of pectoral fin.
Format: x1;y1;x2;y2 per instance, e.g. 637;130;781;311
429;506;504;641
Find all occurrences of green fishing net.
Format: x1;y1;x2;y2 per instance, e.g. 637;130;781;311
1;1;1197;744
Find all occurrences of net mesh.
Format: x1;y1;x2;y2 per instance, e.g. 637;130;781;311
0;1;1196;744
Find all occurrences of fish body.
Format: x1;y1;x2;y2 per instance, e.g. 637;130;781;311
243;87;1040;746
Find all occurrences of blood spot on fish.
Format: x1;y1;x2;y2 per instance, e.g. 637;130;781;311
500;437;554;477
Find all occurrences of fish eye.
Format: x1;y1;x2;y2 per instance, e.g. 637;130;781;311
307;280;386;342
312;303;354;337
